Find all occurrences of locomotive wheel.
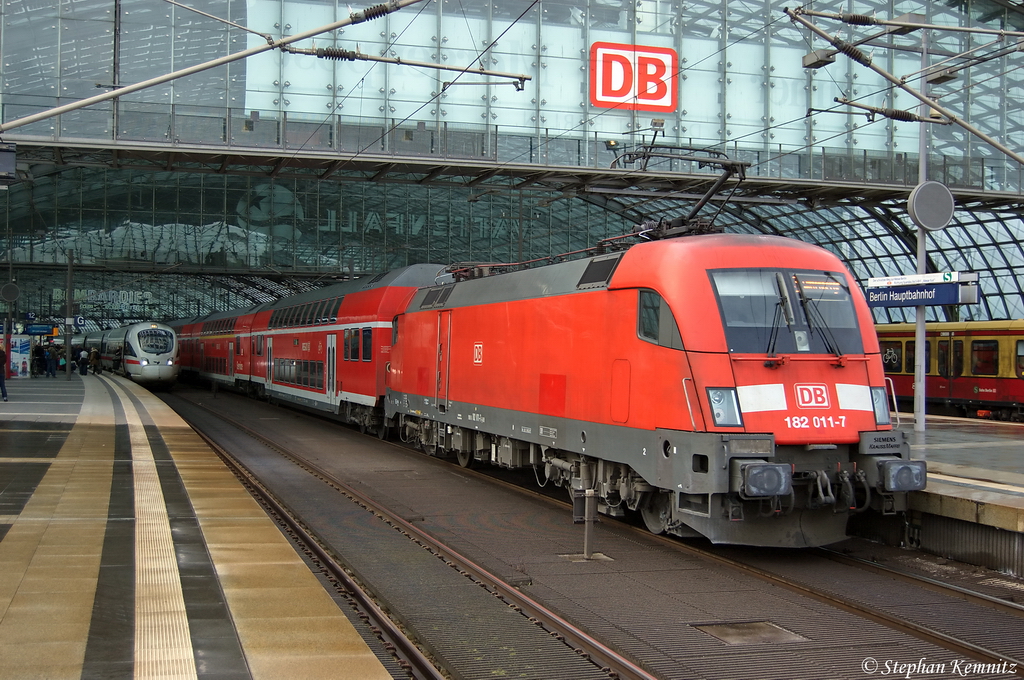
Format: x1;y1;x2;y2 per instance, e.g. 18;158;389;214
641;492;671;535
456;449;474;468
377;422;391;440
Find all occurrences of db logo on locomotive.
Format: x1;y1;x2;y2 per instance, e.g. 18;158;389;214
795;384;830;409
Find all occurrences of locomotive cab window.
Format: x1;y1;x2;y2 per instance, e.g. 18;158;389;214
1017;341;1024;379
637;290;683;349
137;328;174;355
710;268;863;355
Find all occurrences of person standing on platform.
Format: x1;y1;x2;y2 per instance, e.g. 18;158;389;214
44;345;57;378
78;347;89;376
0;345;8;401
89;347;101;375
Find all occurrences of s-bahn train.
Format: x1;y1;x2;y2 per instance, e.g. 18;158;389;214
172;234;925;547
79;322;180;388
877;320;1024;420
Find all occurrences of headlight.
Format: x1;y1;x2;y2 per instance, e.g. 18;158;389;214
707;387;743;427
166;359;174;366
731;459;792;498
871;386;891;426
879;459;926;492
140;359;149;366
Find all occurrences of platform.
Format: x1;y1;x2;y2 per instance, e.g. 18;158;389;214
897;416;1024;534
0;373;395;680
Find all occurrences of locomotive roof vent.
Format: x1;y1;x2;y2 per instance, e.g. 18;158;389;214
420;285;455;309
361;271;389;288
576;254;622;290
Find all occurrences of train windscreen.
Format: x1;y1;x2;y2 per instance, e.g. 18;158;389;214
710;269;863;355
137;328;175;355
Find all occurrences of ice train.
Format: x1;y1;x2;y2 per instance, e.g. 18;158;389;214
80;321;179;388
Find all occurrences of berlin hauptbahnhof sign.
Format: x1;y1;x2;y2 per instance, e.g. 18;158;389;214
865;272;979;308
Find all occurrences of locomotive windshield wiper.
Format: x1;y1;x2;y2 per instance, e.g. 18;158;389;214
766;273;795;358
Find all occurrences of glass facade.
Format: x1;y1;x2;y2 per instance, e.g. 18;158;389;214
2;0;1024;324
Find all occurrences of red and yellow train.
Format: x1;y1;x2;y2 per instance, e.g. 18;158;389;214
172;234;925;547
876;320;1024;420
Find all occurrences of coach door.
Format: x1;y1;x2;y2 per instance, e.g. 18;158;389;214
936;336;963;400
266;337;273;385
435;311;452;411
326;334;338;408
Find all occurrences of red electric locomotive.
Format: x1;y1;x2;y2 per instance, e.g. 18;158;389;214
385;234;925;547
172;264;445;432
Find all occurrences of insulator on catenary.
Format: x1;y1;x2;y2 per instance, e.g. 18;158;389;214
833;39;872;66
316;47;358;61
357;4;390;22
882;108;920;122
841;13;878;26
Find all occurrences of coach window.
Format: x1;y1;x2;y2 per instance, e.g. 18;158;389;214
880;341;902;373
362;327;373;361
1016;341;1024;379
346;329;360;361
638;290;683;349
971;340;999;376
311;300;326;324
905;341;930;375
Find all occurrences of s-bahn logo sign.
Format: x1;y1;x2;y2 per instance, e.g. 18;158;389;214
589;42;678;112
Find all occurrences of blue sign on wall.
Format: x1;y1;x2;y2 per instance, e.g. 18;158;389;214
866;283;961;308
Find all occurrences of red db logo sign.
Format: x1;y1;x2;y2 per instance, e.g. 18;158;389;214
795;384;830;409
589;42;678;112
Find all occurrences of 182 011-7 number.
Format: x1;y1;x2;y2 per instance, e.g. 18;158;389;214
785;415;846;428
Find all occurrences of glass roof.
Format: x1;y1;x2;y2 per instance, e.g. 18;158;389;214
2;0;1024;326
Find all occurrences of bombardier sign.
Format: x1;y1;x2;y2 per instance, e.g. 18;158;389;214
589;42;678;112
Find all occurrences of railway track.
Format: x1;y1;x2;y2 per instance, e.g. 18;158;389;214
189;424;445;680
171;392;657;680
167;388;1024;679
481;460;1024;675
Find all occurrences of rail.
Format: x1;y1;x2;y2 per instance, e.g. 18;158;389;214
181;396;660;680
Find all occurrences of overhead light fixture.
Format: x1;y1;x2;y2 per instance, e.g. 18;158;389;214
604;140;619;150
926;68;958;85
802;49;836;69
650;118;665;130
886;13;926;35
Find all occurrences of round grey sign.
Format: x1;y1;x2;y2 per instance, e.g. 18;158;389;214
908;181;955;231
0;282;19;302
